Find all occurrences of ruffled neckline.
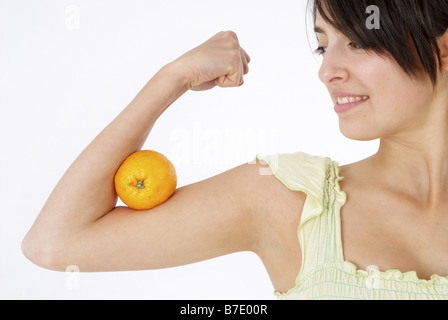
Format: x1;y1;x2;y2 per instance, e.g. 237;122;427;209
342;260;448;286
275;260;448;298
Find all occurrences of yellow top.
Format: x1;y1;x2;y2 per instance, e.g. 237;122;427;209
256;152;448;300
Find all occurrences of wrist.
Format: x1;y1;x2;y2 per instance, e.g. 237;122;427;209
160;59;194;91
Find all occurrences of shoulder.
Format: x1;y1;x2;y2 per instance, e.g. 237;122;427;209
255;152;333;193
246;151;333;195
221;153;313;222
221;156;307;213
215;151;333;243
244;151;332;236
248;151;340;244
245;152;334;290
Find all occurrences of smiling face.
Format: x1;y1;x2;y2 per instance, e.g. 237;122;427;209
315;13;437;142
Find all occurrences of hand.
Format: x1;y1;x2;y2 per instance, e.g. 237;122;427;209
173;31;251;91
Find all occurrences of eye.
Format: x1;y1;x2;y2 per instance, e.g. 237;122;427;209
314;46;327;56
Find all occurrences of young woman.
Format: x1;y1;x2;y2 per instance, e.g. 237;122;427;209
22;0;448;299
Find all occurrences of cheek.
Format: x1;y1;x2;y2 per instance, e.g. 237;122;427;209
339;58;432;140
360;57;430;117
377;79;432;121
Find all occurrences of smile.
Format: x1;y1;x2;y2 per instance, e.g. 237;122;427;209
337;96;369;105
333;95;370;114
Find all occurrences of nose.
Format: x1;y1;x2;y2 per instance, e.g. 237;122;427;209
318;46;350;85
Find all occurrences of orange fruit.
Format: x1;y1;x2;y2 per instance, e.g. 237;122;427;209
114;150;177;210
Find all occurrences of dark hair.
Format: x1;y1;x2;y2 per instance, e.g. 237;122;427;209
310;0;448;85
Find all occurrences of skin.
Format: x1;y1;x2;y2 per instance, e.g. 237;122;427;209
21;31;304;293
315;14;448;279
22;15;448;294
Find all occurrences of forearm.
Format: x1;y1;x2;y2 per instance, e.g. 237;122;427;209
36;63;190;231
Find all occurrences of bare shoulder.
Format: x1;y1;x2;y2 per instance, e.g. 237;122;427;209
245;157;307;228
243;158;307;292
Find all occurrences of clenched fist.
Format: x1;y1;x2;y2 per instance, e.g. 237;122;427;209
172;31;251;91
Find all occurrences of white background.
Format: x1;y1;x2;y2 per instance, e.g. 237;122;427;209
1;0;378;300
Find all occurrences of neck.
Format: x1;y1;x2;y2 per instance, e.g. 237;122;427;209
373;113;448;211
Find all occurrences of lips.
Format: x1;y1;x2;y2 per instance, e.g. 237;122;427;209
332;92;370;113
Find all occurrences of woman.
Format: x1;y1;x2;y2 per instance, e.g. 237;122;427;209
22;0;448;299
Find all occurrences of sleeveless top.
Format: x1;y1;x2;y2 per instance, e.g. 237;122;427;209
256;152;448;300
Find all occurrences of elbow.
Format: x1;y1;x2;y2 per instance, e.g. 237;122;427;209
21;230;67;272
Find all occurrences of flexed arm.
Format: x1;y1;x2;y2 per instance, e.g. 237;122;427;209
22;31;255;271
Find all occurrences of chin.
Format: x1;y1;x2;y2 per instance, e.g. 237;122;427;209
339;122;380;142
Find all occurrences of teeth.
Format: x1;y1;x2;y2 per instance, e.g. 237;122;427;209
337;96;369;105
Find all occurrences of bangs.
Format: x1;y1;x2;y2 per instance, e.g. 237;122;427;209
310;0;444;85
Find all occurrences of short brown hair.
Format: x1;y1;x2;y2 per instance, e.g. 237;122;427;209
310;0;448;85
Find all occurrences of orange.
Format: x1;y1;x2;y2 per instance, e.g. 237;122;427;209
114;150;177;210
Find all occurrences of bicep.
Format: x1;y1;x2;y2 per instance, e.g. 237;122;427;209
60;163;263;272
